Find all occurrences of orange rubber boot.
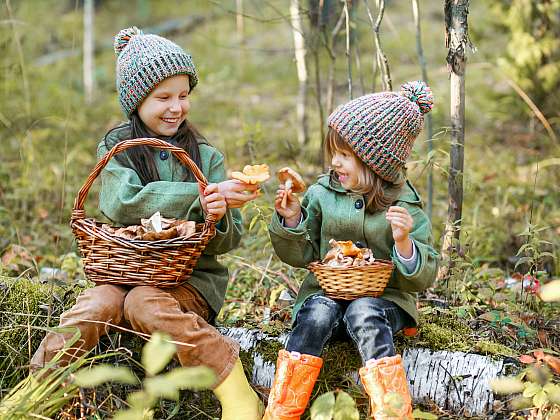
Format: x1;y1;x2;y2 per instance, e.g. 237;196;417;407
359;355;413;420
263;349;323;420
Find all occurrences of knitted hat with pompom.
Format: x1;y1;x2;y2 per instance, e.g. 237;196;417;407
327;81;434;182
113;26;198;117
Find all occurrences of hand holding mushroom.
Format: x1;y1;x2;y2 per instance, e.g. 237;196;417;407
275;167;306;227
223;164;271;208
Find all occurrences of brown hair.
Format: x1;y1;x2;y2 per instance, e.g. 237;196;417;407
325;127;405;213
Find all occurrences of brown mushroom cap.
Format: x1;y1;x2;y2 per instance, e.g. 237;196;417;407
277;167;306;193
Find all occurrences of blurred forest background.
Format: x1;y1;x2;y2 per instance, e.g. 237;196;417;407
1;0;560;418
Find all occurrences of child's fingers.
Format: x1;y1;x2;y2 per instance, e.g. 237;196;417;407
230;180;259;192
387;206;410;215
389;220;410;230
203;183;219;196
386;215;412;225
204;192;224;203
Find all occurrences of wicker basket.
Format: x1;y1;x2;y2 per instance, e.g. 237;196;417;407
308;259;394;300
70;138;216;288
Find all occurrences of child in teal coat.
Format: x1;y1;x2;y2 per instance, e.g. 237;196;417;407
31;27;262;419
264;81;438;420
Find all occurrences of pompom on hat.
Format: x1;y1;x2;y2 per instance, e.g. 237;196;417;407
114;26;198;117
327;80;434;182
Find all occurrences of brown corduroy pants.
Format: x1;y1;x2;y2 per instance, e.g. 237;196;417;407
30;283;239;387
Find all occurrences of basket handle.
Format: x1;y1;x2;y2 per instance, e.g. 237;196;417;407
71;137;217;227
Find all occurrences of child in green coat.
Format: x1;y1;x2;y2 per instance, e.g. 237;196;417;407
31;27;262;419
264;81;438;420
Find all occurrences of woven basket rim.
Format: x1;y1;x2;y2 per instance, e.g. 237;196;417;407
72;217;210;247
308;259;394;270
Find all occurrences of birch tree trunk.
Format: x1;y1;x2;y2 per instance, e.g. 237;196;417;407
83;0;94;104
438;0;471;281
290;0;309;145
219;327;505;416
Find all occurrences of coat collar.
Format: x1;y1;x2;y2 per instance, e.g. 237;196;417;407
317;170;422;206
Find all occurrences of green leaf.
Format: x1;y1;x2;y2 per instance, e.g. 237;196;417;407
533;390;548;407
144;375;180;400
333;391;359;420
113;408;153;420
249;214;259;231
127;390;157;409
142;332;177;376
490;377;525;395
310;391;335;420
161;366;216;390
73;365;138;387
523;382;541;398
412;408;439;419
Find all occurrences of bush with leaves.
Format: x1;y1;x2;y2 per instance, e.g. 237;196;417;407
491;0;560;125
0;331;216;419
73;331;216;420
490;278;560;418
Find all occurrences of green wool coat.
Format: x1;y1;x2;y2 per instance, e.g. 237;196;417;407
269;172;438;325
96;125;242;317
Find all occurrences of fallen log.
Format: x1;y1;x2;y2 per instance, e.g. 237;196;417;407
220;327;506;417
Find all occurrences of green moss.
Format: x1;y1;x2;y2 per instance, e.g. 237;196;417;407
474;340;517;358
0;276;87;391
408;313;474;353
255;339;285;364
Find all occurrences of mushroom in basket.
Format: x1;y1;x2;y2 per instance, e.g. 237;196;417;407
322;239;375;267
277;167;306;208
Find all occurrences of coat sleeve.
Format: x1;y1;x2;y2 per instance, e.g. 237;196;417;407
268;185;322;267
390;203;439;292
97;142;242;255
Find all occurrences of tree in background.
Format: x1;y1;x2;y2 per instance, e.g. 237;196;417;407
492;0;560;130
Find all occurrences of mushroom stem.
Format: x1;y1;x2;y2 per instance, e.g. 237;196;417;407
281;178;293;208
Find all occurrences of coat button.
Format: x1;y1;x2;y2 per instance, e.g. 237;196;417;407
160;150;169;160
354;199;364;210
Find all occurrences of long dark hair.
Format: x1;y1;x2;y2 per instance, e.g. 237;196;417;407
103;112;205;185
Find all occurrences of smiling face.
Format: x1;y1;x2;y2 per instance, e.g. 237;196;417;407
325;127;364;190
331;148;362;190
137;74;190;137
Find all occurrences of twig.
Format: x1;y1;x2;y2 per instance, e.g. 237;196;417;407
5;0;30;118
365;0;392;91
412;0;434;220
343;0;353;99
323;6;346;115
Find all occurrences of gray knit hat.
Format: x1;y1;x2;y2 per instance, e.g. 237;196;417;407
114;27;198;117
327;81;433;182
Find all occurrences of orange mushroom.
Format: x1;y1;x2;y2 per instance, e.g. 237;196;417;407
277;167;306;208
231;164;270;184
336;240;364;259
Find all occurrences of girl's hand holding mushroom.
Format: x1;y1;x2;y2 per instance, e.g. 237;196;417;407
217;180;259;208
275;167;306;228
274;185;302;227
226;164;270;208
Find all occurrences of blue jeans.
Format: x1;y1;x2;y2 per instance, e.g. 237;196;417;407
286;295;412;364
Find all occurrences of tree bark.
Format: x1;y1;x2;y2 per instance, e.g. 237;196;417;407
438;0;471;281
290;0;310;146
83;0;95;104
220;327;505;416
